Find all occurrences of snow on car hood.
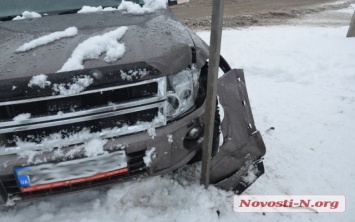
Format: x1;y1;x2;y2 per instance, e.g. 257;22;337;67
0;9;195;82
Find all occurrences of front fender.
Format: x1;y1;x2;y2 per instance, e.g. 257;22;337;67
212;69;266;193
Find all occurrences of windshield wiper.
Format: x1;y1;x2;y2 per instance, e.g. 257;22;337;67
58;9;81;15
0;16;16;22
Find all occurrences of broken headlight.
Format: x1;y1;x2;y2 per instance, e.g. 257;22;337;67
166;66;200;120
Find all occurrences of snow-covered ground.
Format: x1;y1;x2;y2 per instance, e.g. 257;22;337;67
1;7;355;222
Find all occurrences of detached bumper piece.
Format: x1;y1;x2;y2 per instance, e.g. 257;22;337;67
212;69;266;192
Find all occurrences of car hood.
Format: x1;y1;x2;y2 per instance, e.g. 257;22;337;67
0;9;208;101
0;9;197;81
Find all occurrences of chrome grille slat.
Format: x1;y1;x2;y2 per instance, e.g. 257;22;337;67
0;102;165;134
0;78;165;106
0;77;168;155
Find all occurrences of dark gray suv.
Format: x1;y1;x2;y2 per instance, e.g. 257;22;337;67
0;0;266;205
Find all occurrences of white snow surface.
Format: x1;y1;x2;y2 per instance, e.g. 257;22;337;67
58;27;127;72
2;17;355;222
12;11;41;20
13;113;31;122
52;76;94;95
16;27;78;52
28;74;51;88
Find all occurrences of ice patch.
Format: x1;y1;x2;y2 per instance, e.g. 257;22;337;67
52;76;94;95
16;27;78;52
28;74;51;89
84;138;108;157
143;147;156;167
13;113;31;122
12;11;41;20
58;27;127;72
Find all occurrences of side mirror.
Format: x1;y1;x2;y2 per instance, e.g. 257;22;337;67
168;0;190;6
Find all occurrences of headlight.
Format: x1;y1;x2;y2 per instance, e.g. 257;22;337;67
166;66;200;120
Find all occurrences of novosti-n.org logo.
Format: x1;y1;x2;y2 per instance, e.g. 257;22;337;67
234;195;345;213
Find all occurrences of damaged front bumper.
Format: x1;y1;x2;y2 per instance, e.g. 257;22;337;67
211;69;266;192
0;68;266;205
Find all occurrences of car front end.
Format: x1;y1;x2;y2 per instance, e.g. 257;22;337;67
0;1;266;205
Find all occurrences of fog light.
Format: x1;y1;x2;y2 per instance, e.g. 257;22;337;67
186;126;202;140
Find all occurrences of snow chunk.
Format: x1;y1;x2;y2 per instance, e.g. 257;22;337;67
167;134;173;143
5;196;22;207
242;164;259;184
84;138;108;157
58;27;127;72
143;147;156;167
143;0;168;10
28;74;51;88
52;76;94;95
120;69;149;81
16;27;78;52
77;6;104;13
147;126;156;139
12;11;41;20
118;0;154;15
13;113;31;122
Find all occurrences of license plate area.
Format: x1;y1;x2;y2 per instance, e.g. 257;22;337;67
14;151;128;193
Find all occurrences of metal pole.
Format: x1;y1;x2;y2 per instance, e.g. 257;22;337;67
347;10;355;37
200;0;225;188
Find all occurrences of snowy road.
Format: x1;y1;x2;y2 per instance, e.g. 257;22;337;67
1;4;355;222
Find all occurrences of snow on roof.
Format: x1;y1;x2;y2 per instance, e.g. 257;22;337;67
58;27;128;73
16;27;78;52
28;74;51;89
12;11;41;20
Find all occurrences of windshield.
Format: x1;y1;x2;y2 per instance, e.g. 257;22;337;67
0;0;143;19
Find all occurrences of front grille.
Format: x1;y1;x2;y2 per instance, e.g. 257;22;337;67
1;108;158;147
0;82;158;121
0;150;147;200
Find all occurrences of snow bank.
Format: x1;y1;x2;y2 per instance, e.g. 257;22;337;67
52;76;93;95
16;27;78;52
58;27;127;72
12;11;41;20
28;74;51;88
13;113;31;122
